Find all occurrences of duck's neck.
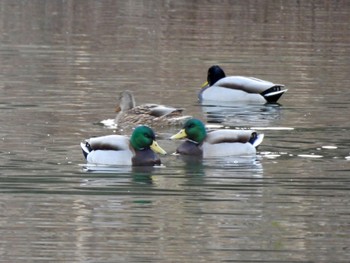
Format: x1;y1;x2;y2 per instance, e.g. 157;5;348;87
187;138;200;145
114;111;122;125
114;111;124;126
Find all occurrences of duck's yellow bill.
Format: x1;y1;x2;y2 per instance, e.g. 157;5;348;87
170;129;187;140
201;81;209;89
150;141;167;155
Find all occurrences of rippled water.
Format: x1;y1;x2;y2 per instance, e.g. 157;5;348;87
1;1;350;262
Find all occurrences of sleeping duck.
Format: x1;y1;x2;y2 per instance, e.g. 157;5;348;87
198;65;287;103
170;118;264;157
81;125;166;166
101;90;192;129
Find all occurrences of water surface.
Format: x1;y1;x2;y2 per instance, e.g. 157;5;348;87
1;1;350;262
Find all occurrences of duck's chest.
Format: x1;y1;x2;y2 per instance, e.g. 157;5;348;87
132;149;161;166
176;141;203;156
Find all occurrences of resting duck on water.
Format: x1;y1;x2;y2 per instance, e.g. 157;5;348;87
81;125;166;166
171;118;264;157
103;90;192;129
199;65;287;103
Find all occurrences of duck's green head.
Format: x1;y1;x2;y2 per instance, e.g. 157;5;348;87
170;118;206;144
130;125;166;154
207;65;226;86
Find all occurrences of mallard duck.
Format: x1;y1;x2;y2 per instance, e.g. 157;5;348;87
81;125;167;166
198;65;287;103
101;90;192;129
170;118;264;157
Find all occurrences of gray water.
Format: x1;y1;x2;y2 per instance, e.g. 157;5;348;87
1;1;350;262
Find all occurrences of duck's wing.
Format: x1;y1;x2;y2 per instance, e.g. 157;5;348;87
206;129;255;144
215;76;284;94
145;104;184;117
83;135;130;151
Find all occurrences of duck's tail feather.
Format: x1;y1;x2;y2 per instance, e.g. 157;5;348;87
249;133;264;148
80;141;92;159
261;85;287;103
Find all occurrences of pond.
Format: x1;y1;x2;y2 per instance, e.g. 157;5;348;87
0;1;349;262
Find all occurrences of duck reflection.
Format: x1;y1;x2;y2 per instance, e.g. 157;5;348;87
174;154;206;175
172;154;263;179
200;102;283;127
203;157;264;178
80;164;159;186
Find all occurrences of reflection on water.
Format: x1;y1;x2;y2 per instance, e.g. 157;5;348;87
200;102;283;127
1;0;350;262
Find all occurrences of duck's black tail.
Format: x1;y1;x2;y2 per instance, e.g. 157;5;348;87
249;132;264;148
261;85;287;103
80;141;92;159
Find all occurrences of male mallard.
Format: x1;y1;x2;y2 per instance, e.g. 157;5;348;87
81;125;166;166
102;90;191;129
199;65;287;103
170;118;264;157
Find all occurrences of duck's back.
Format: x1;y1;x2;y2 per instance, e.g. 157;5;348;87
88;135;130;150
215;76;276;93
118;105;190;128
206;129;253;144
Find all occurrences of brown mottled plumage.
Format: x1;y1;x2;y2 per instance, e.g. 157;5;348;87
114;91;192;129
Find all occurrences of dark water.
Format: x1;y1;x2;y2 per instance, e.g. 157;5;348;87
1;1;350;262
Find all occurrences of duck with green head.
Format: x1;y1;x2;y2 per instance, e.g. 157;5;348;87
81;125;166;166
199;65;287;103
171;118;264;157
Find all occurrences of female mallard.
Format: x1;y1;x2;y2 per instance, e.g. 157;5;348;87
81;125;166;166
199;65;287;103
102;90;192;129
170;118;264;157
